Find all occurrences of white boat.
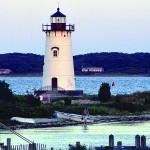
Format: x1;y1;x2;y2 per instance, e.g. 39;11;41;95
11;117;60;124
55;111;94;123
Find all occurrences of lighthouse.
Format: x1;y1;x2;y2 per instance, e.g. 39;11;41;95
42;8;75;91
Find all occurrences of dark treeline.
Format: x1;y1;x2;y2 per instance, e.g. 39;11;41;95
0;52;150;75
74;52;150;75
0;53;43;74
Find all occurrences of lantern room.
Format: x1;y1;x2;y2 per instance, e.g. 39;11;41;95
42;8;75;32
51;8;66;23
51;8;66;31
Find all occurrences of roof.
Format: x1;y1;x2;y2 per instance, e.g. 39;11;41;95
51;8;66;17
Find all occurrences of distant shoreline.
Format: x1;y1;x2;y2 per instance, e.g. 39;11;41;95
0;74;150;77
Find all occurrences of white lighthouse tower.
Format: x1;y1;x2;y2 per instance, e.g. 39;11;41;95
42;8;75;91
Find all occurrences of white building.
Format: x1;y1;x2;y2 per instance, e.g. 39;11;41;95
82;67;104;73
42;8;75;91
0;69;11;75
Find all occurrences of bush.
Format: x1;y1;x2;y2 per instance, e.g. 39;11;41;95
64;97;72;106
98;82;111;102
83;94;99;101
144;96;150;105
25;94;41;107
115;95;122;103
108;102;144;113
0;80;13;102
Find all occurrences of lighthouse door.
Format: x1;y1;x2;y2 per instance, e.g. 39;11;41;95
52;77;57;90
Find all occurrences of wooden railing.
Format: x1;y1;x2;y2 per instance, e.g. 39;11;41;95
0;141;48;150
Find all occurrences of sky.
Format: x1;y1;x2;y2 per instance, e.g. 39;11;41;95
0;0;150;56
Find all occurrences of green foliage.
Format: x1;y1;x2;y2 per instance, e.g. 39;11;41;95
24;94;41;107
144;96;150;105
0;80;13;102
83;94;99;101
88;105;121;115
13;95;25;103
1;90;150;120
98;82;111;102
64;97;72;106
115;95;121;103
102;102;144;113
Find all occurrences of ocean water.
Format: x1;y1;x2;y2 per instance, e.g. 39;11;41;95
0;76;150;149
1;122;150;149
0;76;150;95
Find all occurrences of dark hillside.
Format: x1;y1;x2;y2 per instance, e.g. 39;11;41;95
0;52;150;75
0;53;43;74
74;52;150;75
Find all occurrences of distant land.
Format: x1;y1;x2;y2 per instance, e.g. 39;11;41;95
0;52;150;76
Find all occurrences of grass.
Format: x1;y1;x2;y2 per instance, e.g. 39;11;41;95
1;90;150;125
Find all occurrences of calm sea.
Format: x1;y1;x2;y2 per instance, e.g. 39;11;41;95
0;76;150;95
1;122;150;149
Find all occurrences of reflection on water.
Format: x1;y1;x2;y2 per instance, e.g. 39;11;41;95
1;122;150;149
82;125;89;131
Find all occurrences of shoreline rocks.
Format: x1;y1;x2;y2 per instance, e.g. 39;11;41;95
1;114;150;130
94;114;150;123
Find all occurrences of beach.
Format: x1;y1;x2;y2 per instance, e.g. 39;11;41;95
1;114;150;130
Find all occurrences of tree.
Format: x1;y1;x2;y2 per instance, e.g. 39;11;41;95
25;93;41;107
0;80;13;102
64;97;72;106
98;82;111;102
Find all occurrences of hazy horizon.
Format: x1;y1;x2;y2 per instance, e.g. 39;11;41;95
0;0;150;55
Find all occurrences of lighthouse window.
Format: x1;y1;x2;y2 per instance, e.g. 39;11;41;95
53;50;58;57
57;17;61;23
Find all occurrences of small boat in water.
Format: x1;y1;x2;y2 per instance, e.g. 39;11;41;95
55;111;94;123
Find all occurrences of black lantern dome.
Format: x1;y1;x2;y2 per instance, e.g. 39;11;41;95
42;8;75;32
51;8;66;17
51;8;66;25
